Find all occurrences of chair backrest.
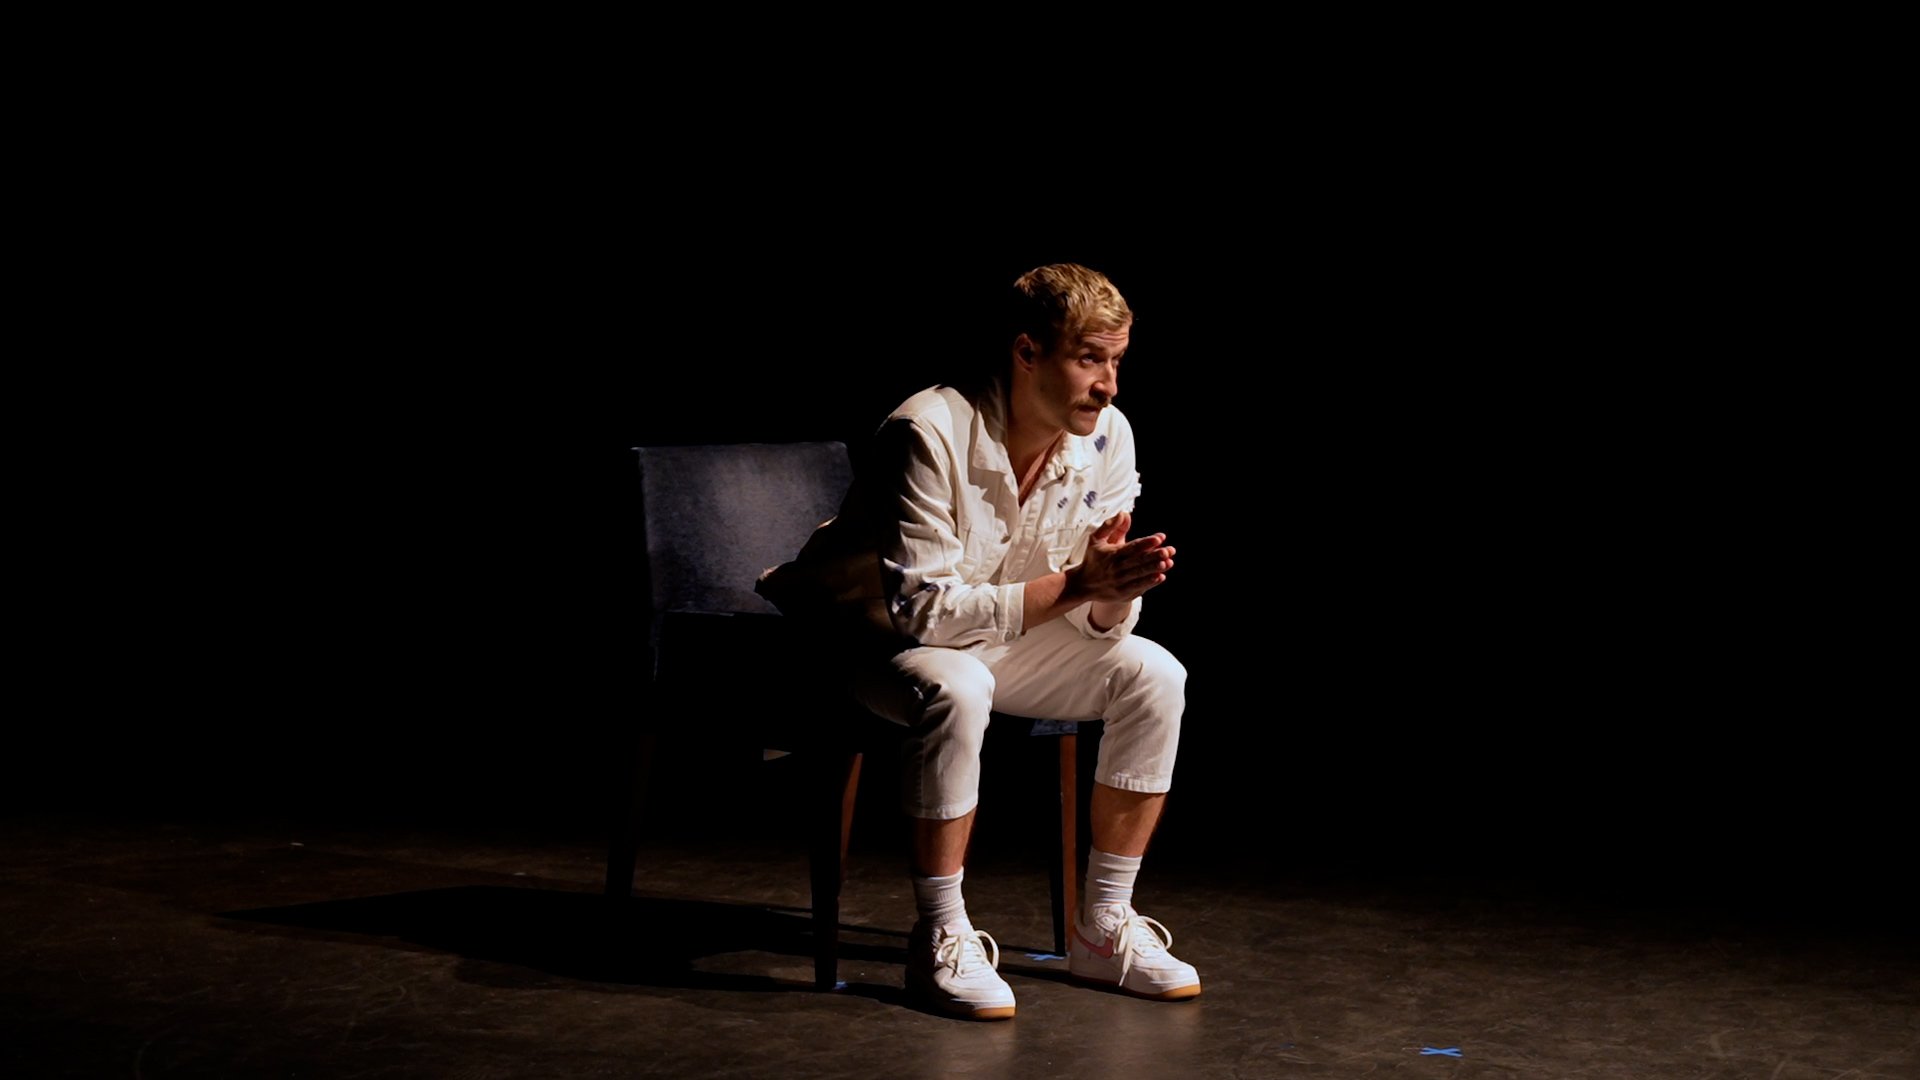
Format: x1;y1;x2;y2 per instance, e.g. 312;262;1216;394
634;442;853;621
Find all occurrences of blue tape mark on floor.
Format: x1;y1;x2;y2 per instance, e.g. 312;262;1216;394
834;981;848;991
1025;952;1065;961
1420;1047;1463;1057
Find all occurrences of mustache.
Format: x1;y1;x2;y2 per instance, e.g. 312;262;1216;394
1074;397;1109;410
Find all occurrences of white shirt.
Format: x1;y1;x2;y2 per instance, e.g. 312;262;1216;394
760;379;1144;649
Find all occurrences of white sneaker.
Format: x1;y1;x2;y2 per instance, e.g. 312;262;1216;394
1068;904;1202;1000
906;920;1016;1020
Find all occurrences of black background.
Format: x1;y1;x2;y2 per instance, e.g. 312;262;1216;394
17;172;1898;907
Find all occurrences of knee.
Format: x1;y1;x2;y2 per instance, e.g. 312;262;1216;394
903;650;996;723
1111;637;1186;695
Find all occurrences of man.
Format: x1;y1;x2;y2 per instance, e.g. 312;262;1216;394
757;262;1195;1020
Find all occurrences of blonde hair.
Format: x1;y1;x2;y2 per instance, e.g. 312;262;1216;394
1008;263;1132;353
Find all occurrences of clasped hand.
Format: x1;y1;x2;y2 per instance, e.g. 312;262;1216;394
1070;511;1175;603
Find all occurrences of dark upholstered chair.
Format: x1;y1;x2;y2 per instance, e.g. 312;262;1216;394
604;442;1086;991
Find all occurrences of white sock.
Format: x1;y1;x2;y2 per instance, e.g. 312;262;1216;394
1083;848;1142;922
912;869;969;929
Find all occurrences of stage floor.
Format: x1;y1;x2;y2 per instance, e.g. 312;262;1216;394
3;813;1914;1078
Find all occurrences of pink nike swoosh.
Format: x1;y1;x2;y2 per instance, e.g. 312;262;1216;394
1074;928;1116;959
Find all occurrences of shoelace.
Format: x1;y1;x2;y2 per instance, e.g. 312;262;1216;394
934;927;1001;977
1106;912;1174;983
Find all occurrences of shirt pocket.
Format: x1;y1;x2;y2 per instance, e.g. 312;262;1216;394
956;519;1011;581
1040;493;1101;572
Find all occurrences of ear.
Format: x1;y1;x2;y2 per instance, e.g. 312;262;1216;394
1012;333;1040;372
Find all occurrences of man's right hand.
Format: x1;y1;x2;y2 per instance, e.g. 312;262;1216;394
1069;511;1175;603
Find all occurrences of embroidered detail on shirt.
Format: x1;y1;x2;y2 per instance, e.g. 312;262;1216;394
1083;490;1098;508
891;581;947;633
1094;434;1108;452
897;581;942;609
1056;496;1069;509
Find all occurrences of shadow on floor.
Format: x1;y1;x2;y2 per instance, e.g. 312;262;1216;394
219;886;917;999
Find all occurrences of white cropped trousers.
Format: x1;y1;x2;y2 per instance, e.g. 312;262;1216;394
850;615;1187;820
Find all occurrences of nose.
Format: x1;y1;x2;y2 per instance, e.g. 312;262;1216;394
1094;361;1118;402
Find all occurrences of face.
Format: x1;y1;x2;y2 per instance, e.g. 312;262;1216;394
1016;321;1130;438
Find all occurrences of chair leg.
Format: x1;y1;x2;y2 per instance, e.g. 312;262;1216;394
810;748;862;990
1053;731;1079;956
604;723;657;900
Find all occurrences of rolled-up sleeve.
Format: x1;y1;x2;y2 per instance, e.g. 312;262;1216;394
1066;595;1141;639
877;418;1024;648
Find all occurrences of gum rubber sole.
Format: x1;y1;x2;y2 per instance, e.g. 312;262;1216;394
1067;973;1204;1001
906;978;1017;1020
